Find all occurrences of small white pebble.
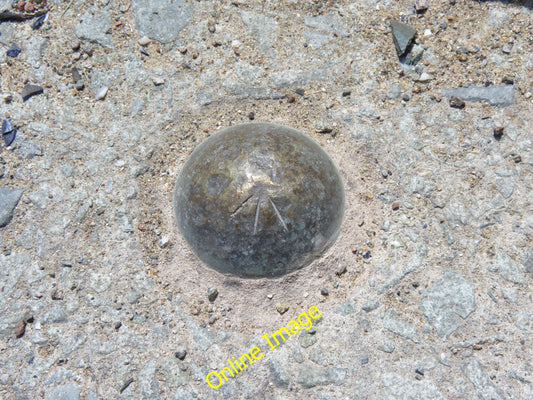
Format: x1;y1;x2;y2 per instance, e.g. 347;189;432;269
159;235;170;248
138;36;151;46
94;86;108;100
423;29;433;36
417;72;433;82
152;76;165;86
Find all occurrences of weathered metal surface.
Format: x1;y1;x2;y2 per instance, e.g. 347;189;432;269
173;122;345;278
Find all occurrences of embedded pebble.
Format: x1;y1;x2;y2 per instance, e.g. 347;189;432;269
297;366;346;388
276;303;289;315
175;348;187;360
390;20;416;57
74;9;113;48
138;36;151;46
461;359;505;400
94;86;108;100
0;188;25;228
449;96;465;109
383;309;420;343
489;251;526;285
6;43;21;57
131;0;193;43
45;384;81;400
441;85;515;107
419;269;476;338
21;84;44;101
207;287;218;302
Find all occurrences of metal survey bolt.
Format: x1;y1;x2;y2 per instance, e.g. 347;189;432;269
173;122;345;278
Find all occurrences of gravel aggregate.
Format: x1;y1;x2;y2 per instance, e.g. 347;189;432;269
0;0;532;398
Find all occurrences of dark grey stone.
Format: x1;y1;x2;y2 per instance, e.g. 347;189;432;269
21;84;44;101
132;0;193;43
0;187;25;227
297;366;346;388
207;287;218;302
461;359;504;400
419;269;476;338
74;10;113;48
440;85;514;107
390;20;416;57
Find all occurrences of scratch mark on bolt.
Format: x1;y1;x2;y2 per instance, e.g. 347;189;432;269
269;197;288;232
231;193;254;216
253;197;261;235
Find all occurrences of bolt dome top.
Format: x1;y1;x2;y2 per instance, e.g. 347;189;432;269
173;122;345;278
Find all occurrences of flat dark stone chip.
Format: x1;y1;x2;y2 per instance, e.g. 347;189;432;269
2;118;14;134
21;84;44;102
31;14;46;29
3;129;17;147
6;43;21;57
390;20;417;57
2;118;17;146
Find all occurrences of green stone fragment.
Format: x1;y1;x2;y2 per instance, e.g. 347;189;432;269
390;20;417;57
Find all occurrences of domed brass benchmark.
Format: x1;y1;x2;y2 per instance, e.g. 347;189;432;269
173;123;345;278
